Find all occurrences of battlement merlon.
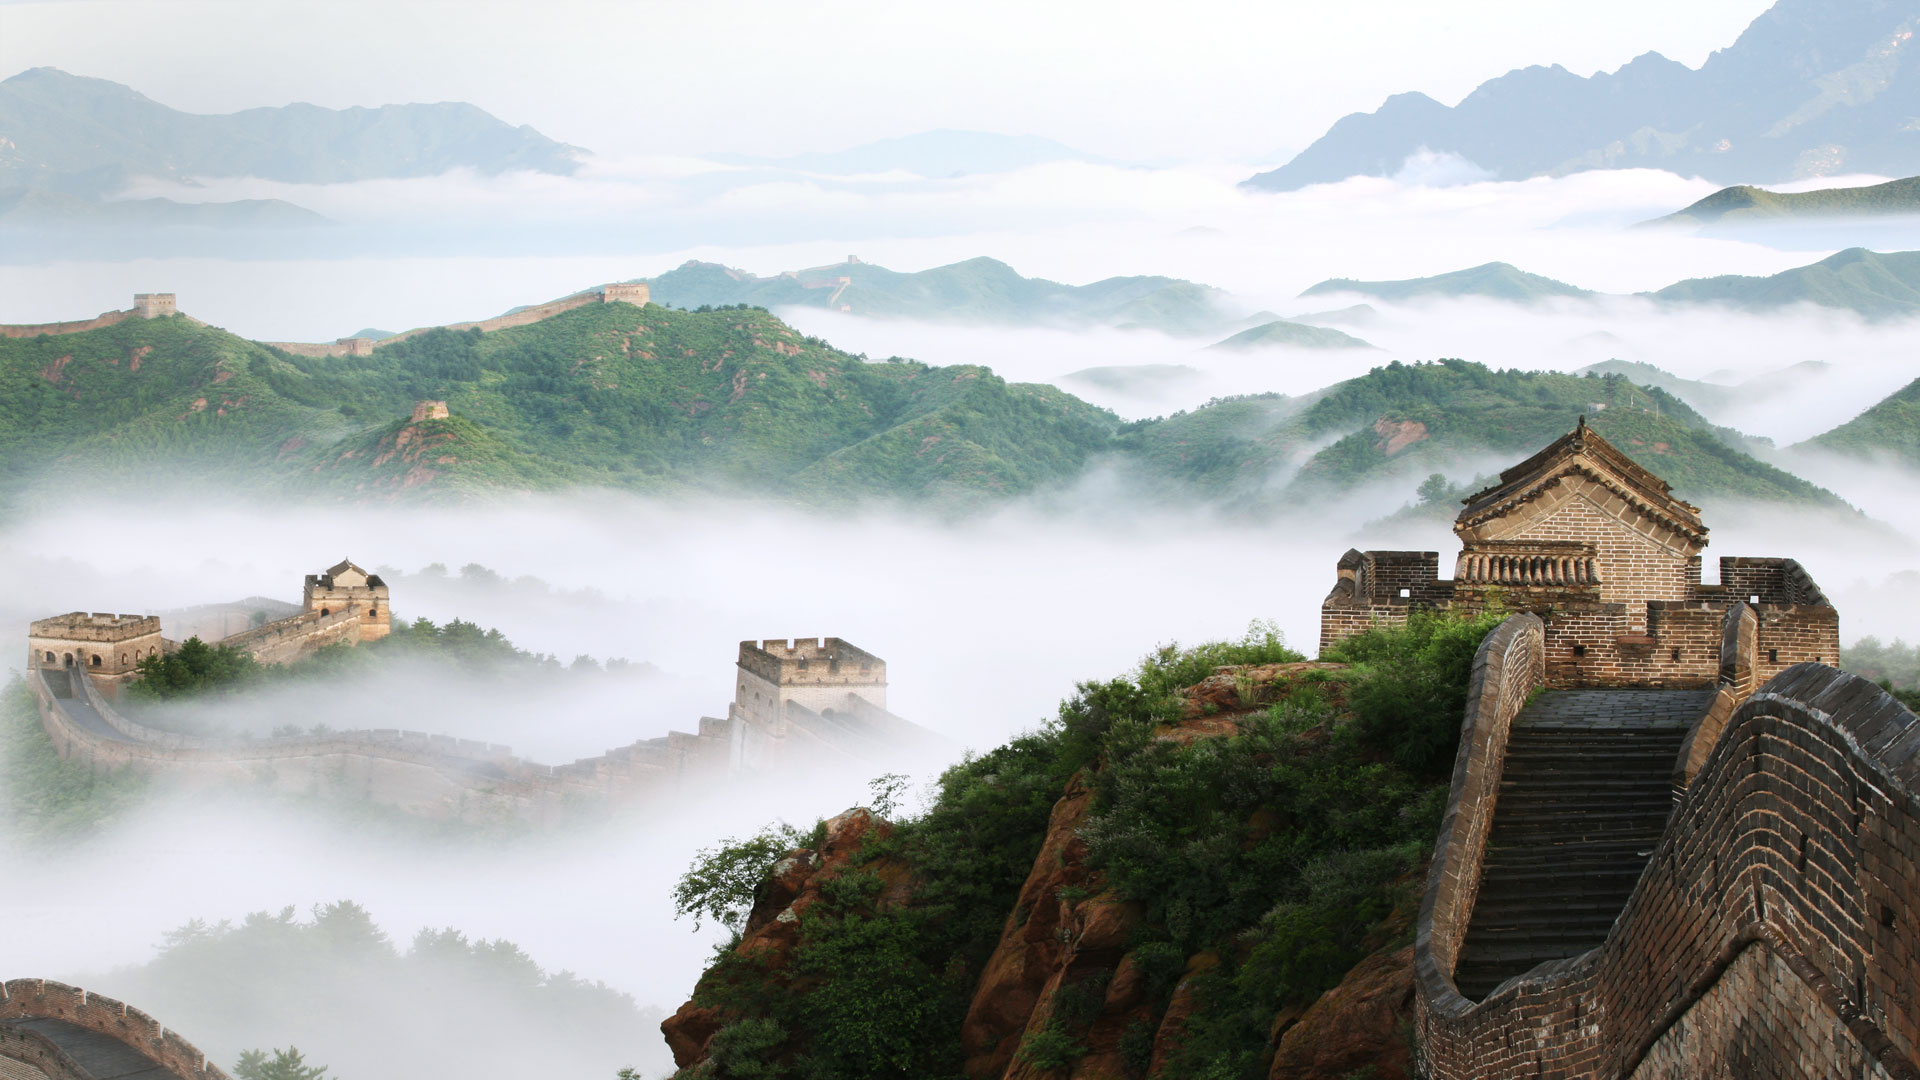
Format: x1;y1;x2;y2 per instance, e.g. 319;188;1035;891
132;293;177;318
736;637;887;688
29;612;162;642
601;282;651;306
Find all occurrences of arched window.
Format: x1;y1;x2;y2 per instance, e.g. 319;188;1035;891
63;652;73;667
321;608;331;617
369;606;378;617
120;653;128;665
42;650;53;663
90;655;100;667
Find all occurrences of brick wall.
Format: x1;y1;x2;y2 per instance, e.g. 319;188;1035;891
1414;658;1920;1079
0;979;229;1080
0;1026;75;1080
216;607;365;664
1415;614;1547;994
0;308;135;339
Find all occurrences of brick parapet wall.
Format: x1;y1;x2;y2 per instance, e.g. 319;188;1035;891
376;292;601;348
0;979;229;1080
0;309;136;339
27;659;748;825
216;607;365;665
1415;613;1547;992
0;1024;82;1080
1414;663;1920;1079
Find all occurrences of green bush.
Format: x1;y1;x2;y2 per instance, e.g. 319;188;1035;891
671;613;1487;1080
1324;609;1506;776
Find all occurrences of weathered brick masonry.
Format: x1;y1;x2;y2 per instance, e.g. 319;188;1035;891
1415;622;1920;1078
1320;420;1840;689
0;979;229;1080
27;570;932;825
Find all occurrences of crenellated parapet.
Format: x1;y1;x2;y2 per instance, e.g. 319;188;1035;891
1414;616;1920;1079
0;978;230;1080
1320;421;1840;688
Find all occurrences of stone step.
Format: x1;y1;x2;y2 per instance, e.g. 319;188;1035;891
1450;687;1710;1001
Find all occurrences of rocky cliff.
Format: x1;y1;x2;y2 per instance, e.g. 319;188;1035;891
662;644;1447;1080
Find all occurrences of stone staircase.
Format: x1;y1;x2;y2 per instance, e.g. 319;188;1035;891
1451;688;1715;1000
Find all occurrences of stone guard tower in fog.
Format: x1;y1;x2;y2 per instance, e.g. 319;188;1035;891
304;558;392;642
1321;418;1840;688
131;292;177;318
27;613;165;693
734;637;887;734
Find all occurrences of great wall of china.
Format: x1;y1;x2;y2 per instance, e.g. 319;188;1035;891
5;419;1916;1076
25;560;936;827
0;281;653;358
1312;421;1918;1077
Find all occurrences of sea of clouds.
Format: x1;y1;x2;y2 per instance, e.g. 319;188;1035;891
2;152;1918;1077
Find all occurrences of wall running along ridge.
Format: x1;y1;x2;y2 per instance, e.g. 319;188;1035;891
1413;613;1920;1078
0;979;229;1080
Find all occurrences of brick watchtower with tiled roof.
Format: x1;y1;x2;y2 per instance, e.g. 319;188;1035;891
303;558;391;642
1321;418;1838;688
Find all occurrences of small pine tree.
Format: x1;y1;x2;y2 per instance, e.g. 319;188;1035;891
233;1047;330;1080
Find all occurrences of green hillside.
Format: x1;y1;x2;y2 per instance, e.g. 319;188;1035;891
643;257;1236;335
0;310;1845;515
1208;319;1375;350
1117;359;1840;510
0;304;1118;508
1655;177;1920;225
1802;377;1920;463
1648;248;1920;319
1300;262;1593;304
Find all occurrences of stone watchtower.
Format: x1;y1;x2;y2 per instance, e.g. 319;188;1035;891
28;612;165;695
303;559;391;642
1321;419;1839;688
601;282;651;306
132;293;177;318
733;638;887;734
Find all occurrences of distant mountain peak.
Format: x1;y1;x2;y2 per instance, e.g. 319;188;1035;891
1245;0;1920;190
0;68;585;199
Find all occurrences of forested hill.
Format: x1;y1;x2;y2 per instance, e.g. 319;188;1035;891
0;303;1118;507
0;310;1843;513
642;257;1238;336
1116;358;1842;512
1802;376;1920;464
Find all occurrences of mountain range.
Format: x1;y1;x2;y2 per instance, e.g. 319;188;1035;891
0;299;1864;517
1304;248;1920;320
1655;176;1920;225
0;67;581;228
1246;0;1920;191
642;257;1243;336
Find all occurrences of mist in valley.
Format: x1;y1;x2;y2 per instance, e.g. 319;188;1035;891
8;5;1920;1073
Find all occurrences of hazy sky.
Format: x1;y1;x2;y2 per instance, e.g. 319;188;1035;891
2;0;1776;160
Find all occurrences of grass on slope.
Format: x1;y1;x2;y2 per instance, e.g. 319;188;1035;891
645;256;1234;335
1299;262;1593;304
1802;376;1920;463
1207;319;1375;350
1118;359;1840;509
1649;248;1920;320
1656;176;1920;225
0;304;1121;508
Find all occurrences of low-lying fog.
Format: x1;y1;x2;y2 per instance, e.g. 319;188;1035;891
3;156;1918;1078
1;485;1915;1075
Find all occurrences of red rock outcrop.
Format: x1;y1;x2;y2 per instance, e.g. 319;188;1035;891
662;807;908;1070
1269;945;1415;1080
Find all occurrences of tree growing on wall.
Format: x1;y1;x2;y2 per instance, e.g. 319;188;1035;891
233;1047;330;1080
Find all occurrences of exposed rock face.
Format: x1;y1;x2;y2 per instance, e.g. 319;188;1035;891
961;771;1151;1079
1270;945;1416;1080
662;807;907;1069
